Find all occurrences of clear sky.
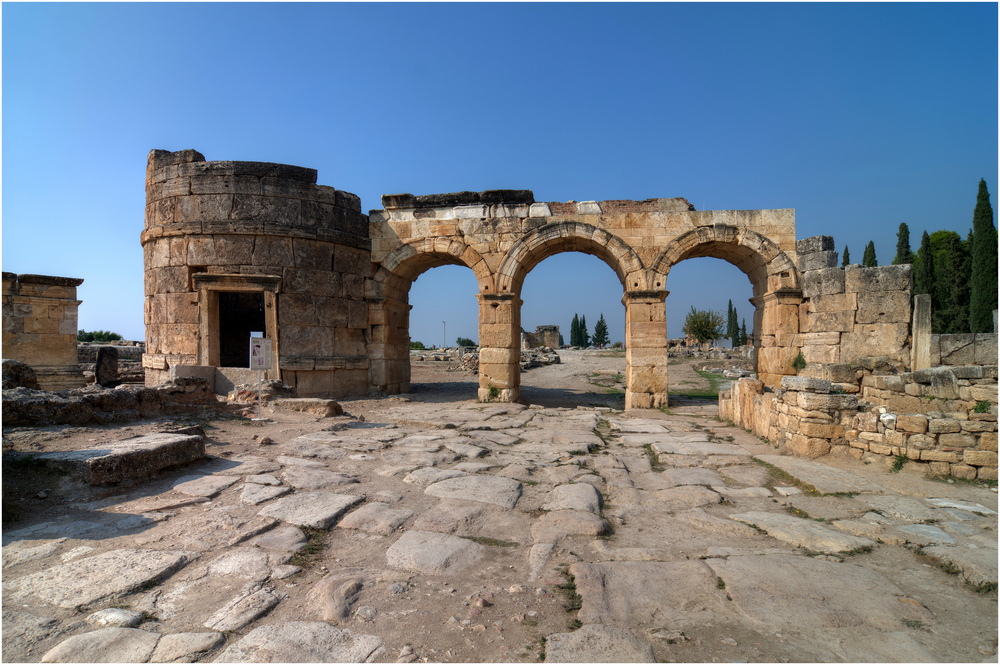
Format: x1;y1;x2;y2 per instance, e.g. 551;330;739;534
3;3;997;347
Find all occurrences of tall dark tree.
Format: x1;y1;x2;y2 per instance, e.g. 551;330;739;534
970;179;998;333
580;315;589;347
592;314;609;347
914;230;934;297
570;314;580;346
892;223;915;265
740;319;748;347
936;233;972;334
862;241;878;267
842;245;850;267
726;300;738;342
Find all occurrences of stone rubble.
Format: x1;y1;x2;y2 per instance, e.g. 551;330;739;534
1;398;996;663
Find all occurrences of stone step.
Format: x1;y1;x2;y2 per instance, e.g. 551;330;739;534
34;433;205;485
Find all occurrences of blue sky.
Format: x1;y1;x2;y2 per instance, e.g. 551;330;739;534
3;3;996;347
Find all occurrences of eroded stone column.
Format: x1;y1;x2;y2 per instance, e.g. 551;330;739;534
911;293;932;371
757;288;803;387
478;293;521;402
368;296;411;394
623;290;669;409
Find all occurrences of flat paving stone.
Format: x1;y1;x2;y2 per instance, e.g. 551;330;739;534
862;495;940;522
258;493;363;529
531;510;611;544
249;525;308;552
282;467;359;490
279;438;348;460
4;549;197;609
545;624;655;662
755;455;885;494
661;467;725;487
337;502;413;535
730;511;875;554
213;621;383;662
173;475;240;498
245;474;281;485
385;530;484;575
403;467;467;485
705;554;936;653
897;523;956;545
542;483;603;514
571;560;728;628
653;486;722;510
275;456;327;468
922;545;998;588
925;498;997;515
204;587;283;632
240;483;292;505
424;475;522;509
718;464;771;486
442;441;488;458
150;632;225;663
452;461;498;473
35;434;205;486
41;627;161;663
2;539;65;568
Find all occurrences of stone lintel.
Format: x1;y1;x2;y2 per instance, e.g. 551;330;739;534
622;290;668;305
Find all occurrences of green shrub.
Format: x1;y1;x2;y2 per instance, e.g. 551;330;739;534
791;352;807;374
410;341;426;350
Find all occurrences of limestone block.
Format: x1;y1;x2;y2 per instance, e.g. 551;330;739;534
798;251;838;272
938;433;976;448
627;321;667;347
895;414;928;433
807;292;857;313
906;434;935;449
840;323;909;362
626;364;669;394
334;328;366;357
757;346;800;377
845;264;912;293
799;421;842;439
802;345;840;364
480;347;519;365
927;461;951;475
963;450;998;467
937;334;975;365
921;450;960;463
479;363;518;388
278;294;318;326
950;464;978;480
797;392;857;412
787;434;832;458
960;420;997;433
807;310;855;333
977;466;998;481
968;384;998;403
801;267;845;298
886;394;924;414
281;326;333;357
760;304;799;336
176;194;235;223
855;291;911;325
780;376;831;393
980;432;998;452
797;235;835;254
974;334;999;365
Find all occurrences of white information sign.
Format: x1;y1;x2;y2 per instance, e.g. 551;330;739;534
249;338;271;369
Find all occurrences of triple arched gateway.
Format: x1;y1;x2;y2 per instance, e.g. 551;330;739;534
142;150;808;405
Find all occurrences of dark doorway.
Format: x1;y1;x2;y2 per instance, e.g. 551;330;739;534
219;291;265;367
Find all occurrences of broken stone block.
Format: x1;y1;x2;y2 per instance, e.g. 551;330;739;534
35;434;205;486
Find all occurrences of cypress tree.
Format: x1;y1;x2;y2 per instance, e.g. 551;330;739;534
592;314;609;347
842;245;850;267
570;314;580;346
862;241;878;267
937;233;972;334
914;231;933;296
580;315;589;347
893;223;914;265
969;179;998;333
726;300;737;342
740;319;748;347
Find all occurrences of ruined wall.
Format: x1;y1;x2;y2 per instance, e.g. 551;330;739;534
796;236;913;370
722;371;998;481
523;325;559;349
141;149;371;397
2;273;85;390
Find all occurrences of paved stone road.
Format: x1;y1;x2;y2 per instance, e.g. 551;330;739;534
3;399;997;662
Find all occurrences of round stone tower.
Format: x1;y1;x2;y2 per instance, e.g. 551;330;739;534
141;149;371;397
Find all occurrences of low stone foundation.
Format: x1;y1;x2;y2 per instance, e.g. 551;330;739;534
721;366;998;481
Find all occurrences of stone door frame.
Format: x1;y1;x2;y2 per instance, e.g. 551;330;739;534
192;273;281;376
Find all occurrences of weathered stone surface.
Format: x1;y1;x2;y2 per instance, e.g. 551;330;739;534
402;467;467;485
150;632;225;663
337;502;413;534
862;496;938;523
272;398;343;417
240;483;292;505
173;474;240;497
212;621;383;662
924;498;997;516
653;486;722;510
660;467;724;487
542;483;603;514
922;545;998;588
248;524;308;552
203;587;283;632
730;512;875;553
257;492;363;528
3;358;40;389
41;627;161;663
706;554;934;642
897;524;955;545
754;455;884;494
35;434;205;485
282;466;359;490
305;571;364;622
385;530;484;575
424;475;522;509
86;608;144;628
544;624;655;663
2;610;68;662
4;549;197;609
531;510;610;543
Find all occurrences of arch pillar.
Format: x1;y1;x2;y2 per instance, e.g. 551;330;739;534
756;288;803;387
623;289;669;409
477;292;521;402
368;295;411;394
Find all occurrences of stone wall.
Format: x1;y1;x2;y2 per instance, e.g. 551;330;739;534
721;368;999;481
796;236;913;370
523;325;559;349
141;149;371;398
2;273;85;391
931;333;998;366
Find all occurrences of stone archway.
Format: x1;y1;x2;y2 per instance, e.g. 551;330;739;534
368;239;487;395
651;225;802;386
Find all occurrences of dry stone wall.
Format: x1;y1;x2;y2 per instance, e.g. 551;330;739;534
2;273;85;391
